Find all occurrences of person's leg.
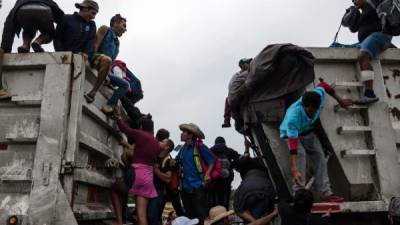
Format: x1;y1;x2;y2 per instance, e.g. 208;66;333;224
136;196;150;225
86;56;112;102
192;188;209;225
357;32;393;104
32;8;54;52
222;98;231;128
222;185;231;210
180;190;196;219
302;132;332;196
103;75;130;112
111;181;125;225
169;191;185;216
293;137;307;192
120;96;143;128
148;190;165;225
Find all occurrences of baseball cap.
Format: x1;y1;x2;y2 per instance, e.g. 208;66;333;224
238;58;252;67
75;0;99;12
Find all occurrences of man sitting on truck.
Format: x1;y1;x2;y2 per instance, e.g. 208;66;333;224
341;0;393;104
280;80;352;202
84;13;127;103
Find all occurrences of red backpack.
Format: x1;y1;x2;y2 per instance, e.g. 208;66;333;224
193;140;223;181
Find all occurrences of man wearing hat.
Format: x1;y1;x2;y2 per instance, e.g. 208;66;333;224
204;206;235;225
175;123;215;225
222;58;252;128
54;0;98;61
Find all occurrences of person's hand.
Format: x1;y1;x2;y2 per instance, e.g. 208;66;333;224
204;173;211;185
79;52;88;61
270;208;278;217
291;169;303;186
115;106;122;120
339;98;353;109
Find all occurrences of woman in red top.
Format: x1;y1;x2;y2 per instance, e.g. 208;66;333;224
115;108;174;225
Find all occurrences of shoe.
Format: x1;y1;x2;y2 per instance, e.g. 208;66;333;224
320;195;344;203
31;42;44;53
221;121;231;128
353;96;379;105
17;46;29;53
0;89;12;99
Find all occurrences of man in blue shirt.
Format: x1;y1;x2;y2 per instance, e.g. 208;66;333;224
53;0;98;59
280;81;352;202
176;123;215;225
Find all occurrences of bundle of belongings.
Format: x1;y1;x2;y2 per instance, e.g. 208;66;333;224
228;44;315;134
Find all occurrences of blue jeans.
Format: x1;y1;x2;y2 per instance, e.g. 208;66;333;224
107;75;130;107
331;32;392;58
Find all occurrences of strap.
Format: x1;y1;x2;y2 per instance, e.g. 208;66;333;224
333;20;342;44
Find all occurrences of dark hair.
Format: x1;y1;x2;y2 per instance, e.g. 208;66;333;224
166;139;175;152
215;136;226;145
110;14;126;27
302;91;321;109
156;129;170;141
138;114;154;133
293;189;314;213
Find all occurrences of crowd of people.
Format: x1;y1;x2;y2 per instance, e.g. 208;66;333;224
1;0;400;225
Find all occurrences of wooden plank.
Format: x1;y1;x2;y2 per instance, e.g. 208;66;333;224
79;132;114;158
63;54;86;203
74;169;114;188
3;52;72;67
28;64;72;225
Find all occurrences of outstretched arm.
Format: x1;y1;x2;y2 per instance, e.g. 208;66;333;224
317;79;352;108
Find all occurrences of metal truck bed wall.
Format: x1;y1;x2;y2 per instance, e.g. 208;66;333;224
0;53;123;225
249;48;400;224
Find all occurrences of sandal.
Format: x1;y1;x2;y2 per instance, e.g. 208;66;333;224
31;42;45;53
84;93;95;103
17;46;29;53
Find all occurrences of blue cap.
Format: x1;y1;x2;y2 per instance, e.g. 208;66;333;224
238;58;252;67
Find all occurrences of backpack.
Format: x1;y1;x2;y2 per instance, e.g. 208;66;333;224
213;152;231;179
367;0;400;35
193;141;223;181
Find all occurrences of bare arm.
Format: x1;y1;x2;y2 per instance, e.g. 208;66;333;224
93;25;108;53
248;209;278;225
154;165;172;183
240;210;257;223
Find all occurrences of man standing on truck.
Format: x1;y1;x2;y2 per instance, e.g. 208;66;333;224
342;0;393;104
222;58;252;128
0;0;64;99
279;81;352;202
53;0;98;60
84;13;127;103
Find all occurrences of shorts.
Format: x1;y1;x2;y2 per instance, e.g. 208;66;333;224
16;3;54;36
359;32;392;58
129;163;158;198
90;54;107;69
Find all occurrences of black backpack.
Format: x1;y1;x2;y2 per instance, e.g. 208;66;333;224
368;0;400;35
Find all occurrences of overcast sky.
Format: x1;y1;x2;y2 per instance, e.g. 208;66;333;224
1;0;399;187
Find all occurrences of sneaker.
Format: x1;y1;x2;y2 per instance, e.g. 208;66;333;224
320;195;344;203
353;95;379;105
0;89;12;99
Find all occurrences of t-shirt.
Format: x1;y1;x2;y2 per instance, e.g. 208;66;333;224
117;119;161;166
278;202;329;225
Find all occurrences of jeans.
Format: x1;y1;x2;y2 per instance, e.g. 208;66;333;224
148;189;166;225
330;32;392;58
293;131;332;196
208;183;231;210
107;75;130;107
181;187;209;225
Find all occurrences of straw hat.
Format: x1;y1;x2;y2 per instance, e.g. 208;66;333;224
179;123;205;139
204;206;234;225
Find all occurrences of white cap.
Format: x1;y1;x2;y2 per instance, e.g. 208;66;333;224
172;217;199;225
